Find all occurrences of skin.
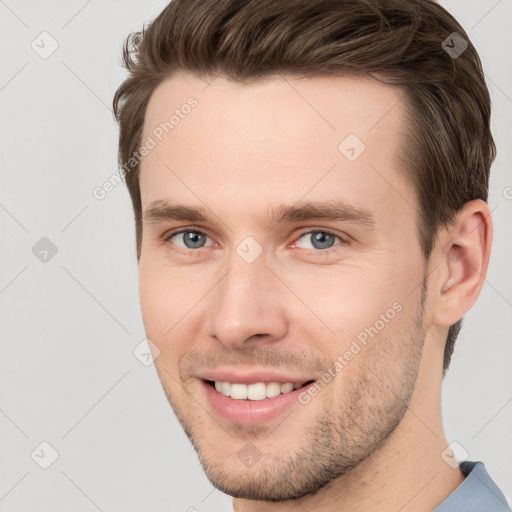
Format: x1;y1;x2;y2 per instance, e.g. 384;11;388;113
137;72;492;511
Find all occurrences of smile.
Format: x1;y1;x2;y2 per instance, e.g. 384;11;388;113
201;379;317;425
208;380;314;400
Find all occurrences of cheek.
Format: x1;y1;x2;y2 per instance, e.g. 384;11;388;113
139;265;183;368
139;261;201;333
139;245;421;352
139;267;166;337
139;263;209;374
281;262;404;339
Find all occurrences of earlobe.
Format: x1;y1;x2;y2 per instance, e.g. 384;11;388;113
431;199;493;327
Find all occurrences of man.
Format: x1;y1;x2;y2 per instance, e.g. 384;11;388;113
113;0;510;510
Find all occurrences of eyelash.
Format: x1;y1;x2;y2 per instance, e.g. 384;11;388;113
162;228;347;256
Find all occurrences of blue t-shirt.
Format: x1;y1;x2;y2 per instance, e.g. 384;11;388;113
434;461;510;511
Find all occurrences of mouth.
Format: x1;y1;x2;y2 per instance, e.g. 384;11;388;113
201;378;317;425
204;379;315;400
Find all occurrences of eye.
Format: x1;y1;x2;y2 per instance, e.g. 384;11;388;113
293;230;345;252
165;229;213;250
163;228;346;255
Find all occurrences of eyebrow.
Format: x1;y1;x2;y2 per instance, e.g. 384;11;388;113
143;199;376;229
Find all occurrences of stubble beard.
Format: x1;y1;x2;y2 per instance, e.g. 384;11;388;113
157;277;428;502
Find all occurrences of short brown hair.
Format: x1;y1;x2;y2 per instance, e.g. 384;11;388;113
113;0;495;375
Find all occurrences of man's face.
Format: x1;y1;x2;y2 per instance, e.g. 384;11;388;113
138;73;429;500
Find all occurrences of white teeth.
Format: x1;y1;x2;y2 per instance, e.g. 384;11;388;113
247;382;267;400
280;382;294;394
266;382;281;398
220;382;231;396
212;380;307;400
230;383;247;400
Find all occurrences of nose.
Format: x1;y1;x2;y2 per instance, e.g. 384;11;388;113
207;255;289;349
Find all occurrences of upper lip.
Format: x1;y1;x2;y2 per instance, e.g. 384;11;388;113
199;368;316;385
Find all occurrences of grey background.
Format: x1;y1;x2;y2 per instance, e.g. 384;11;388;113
0;0;511;510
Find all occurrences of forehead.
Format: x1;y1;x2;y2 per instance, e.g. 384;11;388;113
139;72;413;229
142;72;405;151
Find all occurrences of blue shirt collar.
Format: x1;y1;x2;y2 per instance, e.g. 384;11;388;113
433;461;510;511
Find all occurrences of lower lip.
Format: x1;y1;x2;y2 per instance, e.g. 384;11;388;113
201;380;314;425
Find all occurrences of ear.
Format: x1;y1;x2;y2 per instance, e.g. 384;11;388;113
431;199;493;327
